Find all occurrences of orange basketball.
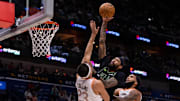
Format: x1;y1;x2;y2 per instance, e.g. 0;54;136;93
99;3;115;18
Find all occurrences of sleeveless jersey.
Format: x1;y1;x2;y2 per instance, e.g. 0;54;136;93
115;88;142;101
75;77;102;101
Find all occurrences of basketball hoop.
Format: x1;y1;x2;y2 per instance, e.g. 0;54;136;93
29;21;59;57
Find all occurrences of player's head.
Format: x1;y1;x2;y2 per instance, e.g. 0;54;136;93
109;57;124;70
77;63;92;79
125;74;141;88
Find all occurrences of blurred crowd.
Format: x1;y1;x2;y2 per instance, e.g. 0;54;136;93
54;0;180;38
127;49;180;75
1;31;180;76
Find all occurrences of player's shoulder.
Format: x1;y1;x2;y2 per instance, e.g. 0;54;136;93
91;79;105;93
130;88;142;96
93;79;103;85
92;79;104;88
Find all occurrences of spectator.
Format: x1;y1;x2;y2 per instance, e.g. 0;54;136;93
50;86;59;101
32;91;38;101
17;63;24;73
24;88;32;101
59;90;68;101
54;69;61;76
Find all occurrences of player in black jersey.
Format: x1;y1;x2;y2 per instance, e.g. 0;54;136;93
96;56;126;88
95;17;127;100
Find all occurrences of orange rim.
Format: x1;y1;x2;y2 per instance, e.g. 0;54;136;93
44;21;59;25
30;21;59;30
31;27;58;30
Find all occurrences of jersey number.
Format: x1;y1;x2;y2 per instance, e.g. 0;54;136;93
78;89;88;101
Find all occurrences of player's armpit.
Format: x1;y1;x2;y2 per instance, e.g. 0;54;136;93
102;77;118;88
93;80;110;101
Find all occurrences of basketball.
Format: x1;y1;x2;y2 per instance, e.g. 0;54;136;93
99;3;115;18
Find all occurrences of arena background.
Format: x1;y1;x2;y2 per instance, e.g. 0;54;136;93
0;0;180;101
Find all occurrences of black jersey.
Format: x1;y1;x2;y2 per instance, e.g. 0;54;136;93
96;66;117;81
95;56;126;100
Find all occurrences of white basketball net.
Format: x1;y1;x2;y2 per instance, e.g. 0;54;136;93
29;21;59;57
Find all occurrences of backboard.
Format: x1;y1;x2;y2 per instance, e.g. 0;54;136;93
0;0;54;41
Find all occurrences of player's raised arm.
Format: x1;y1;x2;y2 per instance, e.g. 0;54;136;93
98;17;113;60
81;20;99;63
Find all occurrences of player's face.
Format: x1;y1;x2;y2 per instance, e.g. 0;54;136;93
110;57;121;67
126;74;137;83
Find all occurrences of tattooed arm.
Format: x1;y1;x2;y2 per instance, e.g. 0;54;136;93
98;17;113;59
102;71;125;88
114;89;142;101
102;77;118;88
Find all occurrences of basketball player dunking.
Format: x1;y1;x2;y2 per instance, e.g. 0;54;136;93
76;20;110;101
95;17;127;100
113;74;142;101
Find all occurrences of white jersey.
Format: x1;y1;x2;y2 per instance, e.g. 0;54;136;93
75;76;102;101
114;88;142;101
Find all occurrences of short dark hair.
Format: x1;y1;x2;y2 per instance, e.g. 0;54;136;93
76;63;89;77
113;56;128;66
118;57;124;65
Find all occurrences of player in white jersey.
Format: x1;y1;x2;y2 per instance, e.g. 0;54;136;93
75;20;110;101
76;64;109;101
113;74;142;101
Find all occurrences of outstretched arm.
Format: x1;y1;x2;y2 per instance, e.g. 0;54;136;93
81;20;100;63
102;77;118;88
103;72;125;88
114;89;141;101
98;17;113;59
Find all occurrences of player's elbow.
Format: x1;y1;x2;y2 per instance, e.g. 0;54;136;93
103;81;117;88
